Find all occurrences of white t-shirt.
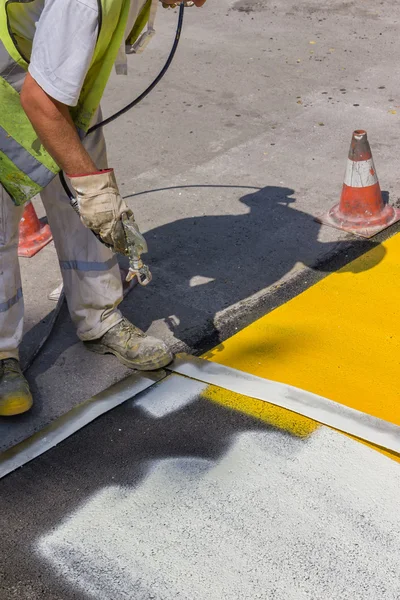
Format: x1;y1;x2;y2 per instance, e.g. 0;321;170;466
7;0;141;107
9;0;99;106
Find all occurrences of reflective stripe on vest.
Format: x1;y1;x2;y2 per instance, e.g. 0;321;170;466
0;32;59;202
0;38;25;88
0;0;150;206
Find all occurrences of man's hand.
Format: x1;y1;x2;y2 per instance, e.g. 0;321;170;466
162;0;207;7
67;169;134;255
20;73;97;174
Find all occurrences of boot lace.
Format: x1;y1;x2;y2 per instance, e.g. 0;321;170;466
117;319;145;342
0;358;21;376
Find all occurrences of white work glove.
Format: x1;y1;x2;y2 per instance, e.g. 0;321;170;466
67;169;132;255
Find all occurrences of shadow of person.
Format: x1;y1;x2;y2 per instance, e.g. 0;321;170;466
8;184;388;445
122;185;386;347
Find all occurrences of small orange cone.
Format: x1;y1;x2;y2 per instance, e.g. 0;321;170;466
18;201;53;257
320;130;400;238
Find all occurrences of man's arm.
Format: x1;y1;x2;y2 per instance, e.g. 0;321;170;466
20;73;97;175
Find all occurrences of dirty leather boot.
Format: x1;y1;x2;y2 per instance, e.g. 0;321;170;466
0;359;33;416
85;318;173;371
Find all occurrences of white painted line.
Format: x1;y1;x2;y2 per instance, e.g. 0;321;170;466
168;355;400;454
0;372;164;480
36;428;400;600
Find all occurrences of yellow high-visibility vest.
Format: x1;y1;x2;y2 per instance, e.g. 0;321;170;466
0;0;151;205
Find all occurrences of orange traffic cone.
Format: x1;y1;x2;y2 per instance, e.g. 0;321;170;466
320;130;400;238
18;201;53;257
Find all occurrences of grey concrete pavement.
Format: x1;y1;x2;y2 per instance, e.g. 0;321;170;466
1;376;400;599
3;0;400;448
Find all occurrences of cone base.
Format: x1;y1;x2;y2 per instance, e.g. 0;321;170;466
18;224;53;258
319;204;400;239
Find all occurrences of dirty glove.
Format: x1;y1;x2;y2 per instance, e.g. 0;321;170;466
67;169;132;255
161;0;206;6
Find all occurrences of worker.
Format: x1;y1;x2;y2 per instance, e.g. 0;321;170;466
0;0;207;417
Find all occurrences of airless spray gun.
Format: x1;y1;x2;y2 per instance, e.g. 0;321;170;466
121;213;152;285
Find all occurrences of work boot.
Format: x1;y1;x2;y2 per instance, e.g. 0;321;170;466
85;318;173;371
0;359;33;417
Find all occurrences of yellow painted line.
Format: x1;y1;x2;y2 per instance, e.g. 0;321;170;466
203;385;319;438
203;235;400;458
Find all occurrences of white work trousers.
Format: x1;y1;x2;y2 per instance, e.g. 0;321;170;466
0;118;123;361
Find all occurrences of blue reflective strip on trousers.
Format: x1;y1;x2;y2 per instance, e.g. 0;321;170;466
0;288;22;313
59;257;117;272
0;126;55;188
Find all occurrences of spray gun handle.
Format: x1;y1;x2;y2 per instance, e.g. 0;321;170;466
121;213;152;286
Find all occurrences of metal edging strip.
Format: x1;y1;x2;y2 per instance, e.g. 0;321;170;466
2;354;399;481
167;355;400;455
0;371;165;480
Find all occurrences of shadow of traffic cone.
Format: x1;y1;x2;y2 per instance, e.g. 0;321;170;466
320;130;400;238
18;201;53;257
